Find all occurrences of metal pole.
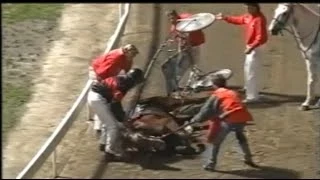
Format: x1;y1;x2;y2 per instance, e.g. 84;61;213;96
52;150;57;178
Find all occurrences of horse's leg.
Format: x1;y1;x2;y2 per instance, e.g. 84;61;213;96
315;59;320;107
301;59;318;110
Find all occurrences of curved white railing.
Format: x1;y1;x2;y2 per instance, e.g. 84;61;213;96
16;3;131;179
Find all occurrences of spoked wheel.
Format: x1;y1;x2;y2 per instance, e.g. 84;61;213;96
181;68;233;94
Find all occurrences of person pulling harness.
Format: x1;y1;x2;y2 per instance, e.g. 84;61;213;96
87;68;145;161
189;75;258;171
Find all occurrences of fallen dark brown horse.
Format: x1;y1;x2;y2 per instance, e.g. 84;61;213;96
124;95;209;155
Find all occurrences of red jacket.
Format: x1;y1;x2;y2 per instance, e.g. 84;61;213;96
224;12;268;49
170;13;205;47
206;88;253;142
92;48;132;80
102;77;124;101
211;88;253;123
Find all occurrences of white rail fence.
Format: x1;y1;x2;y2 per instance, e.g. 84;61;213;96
16;3;131;179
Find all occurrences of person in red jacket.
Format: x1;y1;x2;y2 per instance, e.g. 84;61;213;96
216;3;268;103
190;75;258;171
167;10;206;50
90;44;139;81
88;68;145;161
88;44;139;129
163;10;206;98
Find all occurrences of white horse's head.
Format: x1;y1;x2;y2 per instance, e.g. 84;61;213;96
268;3;294;36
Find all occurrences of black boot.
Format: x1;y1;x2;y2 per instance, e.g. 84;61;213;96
244;159;259;168
104;152;115;162
203;161;216;171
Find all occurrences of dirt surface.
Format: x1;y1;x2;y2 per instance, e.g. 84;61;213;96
4;3;319;179
139;3;319;179
81;3;319;179
55;4;159;178
2;4;120;178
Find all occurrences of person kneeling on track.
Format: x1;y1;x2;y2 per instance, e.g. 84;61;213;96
189;75;258;171
87;68;145;161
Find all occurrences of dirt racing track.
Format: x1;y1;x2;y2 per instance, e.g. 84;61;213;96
136;4;319;179
59;4;319;179
8;3;319;179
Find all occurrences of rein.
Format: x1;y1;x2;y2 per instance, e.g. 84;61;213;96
273;4;320;53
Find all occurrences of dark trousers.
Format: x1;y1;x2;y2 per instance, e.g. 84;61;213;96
208;121;253;164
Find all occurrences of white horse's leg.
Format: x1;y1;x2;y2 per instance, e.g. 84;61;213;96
315;59;320;107
301;59;318;109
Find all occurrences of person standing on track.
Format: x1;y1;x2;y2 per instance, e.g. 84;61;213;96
216;3;268;103
163;10;206;98
88;44;139;131
87;68;145;161
189;75;258;171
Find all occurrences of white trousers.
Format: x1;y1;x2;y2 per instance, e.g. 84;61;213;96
87;90;123;155
303;58;320;106
87;66;102;130
244;47;262;100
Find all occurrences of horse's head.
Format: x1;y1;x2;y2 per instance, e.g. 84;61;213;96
268;3;294;36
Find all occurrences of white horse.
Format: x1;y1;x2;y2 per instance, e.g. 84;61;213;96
268;3;320;110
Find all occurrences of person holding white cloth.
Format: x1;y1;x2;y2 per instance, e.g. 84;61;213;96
216;3;268;103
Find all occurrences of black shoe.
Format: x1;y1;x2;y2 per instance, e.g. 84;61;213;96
99;144;105;152
203;162;216;172
244;160;259;168
104;152;115;162
106;152;131;162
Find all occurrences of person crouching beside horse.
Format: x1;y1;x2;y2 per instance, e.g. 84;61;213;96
88;44;139;131
189;75;258;171
87;68;145;161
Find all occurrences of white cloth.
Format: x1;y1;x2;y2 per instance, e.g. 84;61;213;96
244;46;262;100
87;90;123;155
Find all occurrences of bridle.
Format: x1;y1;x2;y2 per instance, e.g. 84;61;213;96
272;4;320;53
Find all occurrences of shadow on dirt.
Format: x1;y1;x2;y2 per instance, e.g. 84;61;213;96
127;151;199;171
91;157;110;179
215;165;301;179
227;85;320;110
90;152;200;178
